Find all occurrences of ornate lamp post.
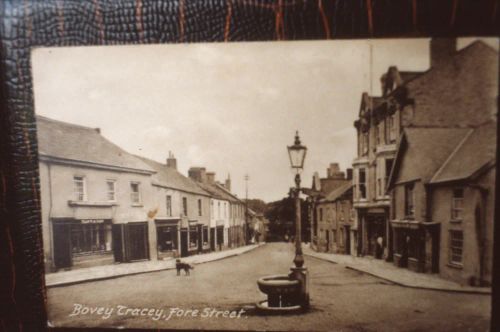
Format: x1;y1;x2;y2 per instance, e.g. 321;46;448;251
255;131;309;313
287;131;307;268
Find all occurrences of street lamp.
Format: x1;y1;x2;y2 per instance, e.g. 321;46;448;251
255;130;309;313
287;131;307;268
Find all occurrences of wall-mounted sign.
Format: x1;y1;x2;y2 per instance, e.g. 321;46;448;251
81;219;105;224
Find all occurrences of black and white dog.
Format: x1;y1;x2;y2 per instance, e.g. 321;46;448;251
175;259;194;276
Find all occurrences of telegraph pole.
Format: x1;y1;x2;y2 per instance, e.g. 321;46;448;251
245;174;249;244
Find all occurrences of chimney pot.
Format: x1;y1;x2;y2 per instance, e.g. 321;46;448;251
166;151;177;170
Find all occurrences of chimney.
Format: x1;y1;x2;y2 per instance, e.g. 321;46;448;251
225;174;231;192
188;167;207;183
346;168;353;181
206;172;216;185
166;151;177;170
327;163;345;180
430;38;456;69
95;128;101;134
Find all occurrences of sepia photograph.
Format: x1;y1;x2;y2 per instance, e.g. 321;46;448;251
31;37;498;331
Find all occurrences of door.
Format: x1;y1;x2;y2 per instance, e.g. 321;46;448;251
127;222;149;261
112;224;125;262
180;228;188;257
325;230;330;252
53;222;72;269
345;226;351;255
197;225;203;252
210;227;215;251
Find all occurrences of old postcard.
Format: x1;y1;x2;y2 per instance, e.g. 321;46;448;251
31;38;498;331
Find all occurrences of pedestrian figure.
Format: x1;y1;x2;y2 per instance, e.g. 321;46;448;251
376;236;384;259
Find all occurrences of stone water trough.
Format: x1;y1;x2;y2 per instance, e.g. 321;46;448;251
256;274;303;314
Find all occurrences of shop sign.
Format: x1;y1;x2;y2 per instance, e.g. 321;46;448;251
81;219;105;224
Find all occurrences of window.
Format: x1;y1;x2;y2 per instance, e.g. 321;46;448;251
203;226;209;245
319;208;323;221
449;230;463;265
182;197;188;216
130;182;141;204
339;202;344;221
166;195;172;217
358;169;367;199
73;176;86;201
385;158;394;194
189;226;198;248
157;225;178;252
404;183;415;218
71;223;112;254
362;132;369;155
198;199;202;216
106;180;116;201
451;188;464;220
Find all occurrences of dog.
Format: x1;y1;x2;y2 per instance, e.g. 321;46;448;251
175;259;194;276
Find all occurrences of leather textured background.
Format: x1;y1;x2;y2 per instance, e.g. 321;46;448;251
0;0;498;331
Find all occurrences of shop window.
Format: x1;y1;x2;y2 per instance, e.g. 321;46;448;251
157;225;178;252
404;183;415;218
71;223;111;255
73;176;86;201
198;199;202;216
106;179;116;201
166;195;172;217
189;226;198;248
182;197;188;216
130;182;141;204
203;226;209;245
449;230;463;265
358;169;367;199
451;188;464;220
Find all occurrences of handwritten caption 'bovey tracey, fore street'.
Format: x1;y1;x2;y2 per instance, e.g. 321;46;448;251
69;303;247;321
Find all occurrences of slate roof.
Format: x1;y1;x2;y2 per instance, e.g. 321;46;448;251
193;181;238;202
137;157;211;196
36;115;154;173
430;121;497;184
321;182;353;203
389;127;471;187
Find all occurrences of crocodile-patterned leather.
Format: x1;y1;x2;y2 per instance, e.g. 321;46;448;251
0;0;497;331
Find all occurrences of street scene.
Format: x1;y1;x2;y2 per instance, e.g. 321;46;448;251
32;37;497;331
47;243;490;331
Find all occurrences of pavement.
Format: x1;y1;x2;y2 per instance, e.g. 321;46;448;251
45;243;264;287
303;244;491;294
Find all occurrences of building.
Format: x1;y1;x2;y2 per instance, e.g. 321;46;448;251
352;38;497;261
138;153;212;259
385;39;497;284
388;122;496;285
38;116;157;272
308;163;353;253
214;180;247;248
188;168;233;251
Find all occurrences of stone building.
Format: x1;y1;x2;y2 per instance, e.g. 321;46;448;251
38;116;157;272
385;39;497;284
308;163;353;253
138;153;212;259
352;38;497;262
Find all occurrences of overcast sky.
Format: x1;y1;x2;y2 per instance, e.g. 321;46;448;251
32;38;497;202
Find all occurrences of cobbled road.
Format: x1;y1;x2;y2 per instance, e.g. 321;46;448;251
47;242;491;331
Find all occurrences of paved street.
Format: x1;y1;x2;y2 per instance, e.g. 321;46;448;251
47;243;491;331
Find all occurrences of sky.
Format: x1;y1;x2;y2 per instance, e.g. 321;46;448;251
31;38;498;203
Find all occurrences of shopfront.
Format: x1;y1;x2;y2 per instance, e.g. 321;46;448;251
52;218;113;270
155;219;180;259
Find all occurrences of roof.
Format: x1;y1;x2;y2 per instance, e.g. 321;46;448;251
321;182;353;203
430;121;497;184
194;181;238;202
388;127;471;187
136;157;210;196
36;115;154;173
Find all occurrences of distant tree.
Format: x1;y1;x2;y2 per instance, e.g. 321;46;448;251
243;198;268;214
265;195;310;242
